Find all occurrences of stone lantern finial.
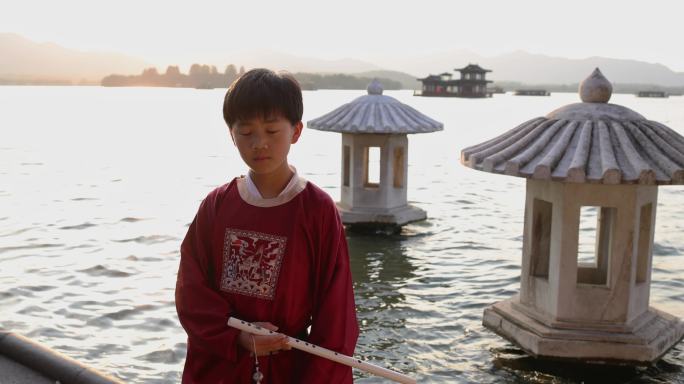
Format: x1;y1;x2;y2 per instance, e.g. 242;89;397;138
579;67;612;103
367;79;383;95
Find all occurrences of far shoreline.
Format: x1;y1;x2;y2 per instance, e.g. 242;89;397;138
1;83;682;97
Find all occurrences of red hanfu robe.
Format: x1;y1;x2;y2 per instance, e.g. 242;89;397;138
176;174;359;383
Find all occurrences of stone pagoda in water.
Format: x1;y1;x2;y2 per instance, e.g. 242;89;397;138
461;68;684;363
308;80;443;231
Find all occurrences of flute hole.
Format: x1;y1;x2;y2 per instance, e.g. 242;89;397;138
357;360;362;364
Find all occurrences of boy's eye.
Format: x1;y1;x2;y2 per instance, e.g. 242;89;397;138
267;130;279;134
238;131;251;136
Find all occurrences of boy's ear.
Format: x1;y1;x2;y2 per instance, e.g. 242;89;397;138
291;121;304;144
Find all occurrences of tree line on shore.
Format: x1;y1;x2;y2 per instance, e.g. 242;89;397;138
101;64;403;90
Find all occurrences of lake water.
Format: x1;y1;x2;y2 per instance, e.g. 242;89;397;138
1;86;684;383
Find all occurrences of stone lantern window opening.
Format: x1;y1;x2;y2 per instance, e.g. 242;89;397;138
342;145;351;187
577;206;599;265
363;146;381;187
530;198;552;279
576;206;614;286
636;202;654;284
393;147;405;188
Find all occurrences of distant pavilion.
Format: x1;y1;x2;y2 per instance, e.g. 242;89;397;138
416;64;492;98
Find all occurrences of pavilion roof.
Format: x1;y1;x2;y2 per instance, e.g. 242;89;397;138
455;64;492;73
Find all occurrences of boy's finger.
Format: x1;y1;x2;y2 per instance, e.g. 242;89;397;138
260;322;279;332
255;334;285;348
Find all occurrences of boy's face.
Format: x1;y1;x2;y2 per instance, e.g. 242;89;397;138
230;114;303;176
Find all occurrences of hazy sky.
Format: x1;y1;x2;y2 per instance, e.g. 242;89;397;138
4;0;684;71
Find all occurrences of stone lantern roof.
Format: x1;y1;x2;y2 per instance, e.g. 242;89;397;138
308;79;444;134
461;68;684;185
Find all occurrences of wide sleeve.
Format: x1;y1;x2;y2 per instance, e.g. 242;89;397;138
175;190;241;362
300;200;359;383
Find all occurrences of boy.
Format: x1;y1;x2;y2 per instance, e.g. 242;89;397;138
175;68;359;383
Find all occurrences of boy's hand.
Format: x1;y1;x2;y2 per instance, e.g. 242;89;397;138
237;322;291;356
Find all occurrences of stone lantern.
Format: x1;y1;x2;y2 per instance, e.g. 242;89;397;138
461;68;684;363
308;80;443;230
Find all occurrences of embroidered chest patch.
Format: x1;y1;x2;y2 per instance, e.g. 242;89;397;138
220;228;287;300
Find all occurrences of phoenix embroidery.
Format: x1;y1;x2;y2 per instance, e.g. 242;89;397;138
220;228;287;299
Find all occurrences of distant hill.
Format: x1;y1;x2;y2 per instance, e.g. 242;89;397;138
484;51;684;86
218;50;684;89
353;70;421;90
376;49;684;87
216;50;383;74
0;33;149;84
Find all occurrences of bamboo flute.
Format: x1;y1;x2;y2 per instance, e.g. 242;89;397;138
227;317;417;384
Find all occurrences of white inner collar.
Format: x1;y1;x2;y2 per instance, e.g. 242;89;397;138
245;165;299;199
237;165;308;208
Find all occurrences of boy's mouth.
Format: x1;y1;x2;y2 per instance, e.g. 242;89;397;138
253;156;270;161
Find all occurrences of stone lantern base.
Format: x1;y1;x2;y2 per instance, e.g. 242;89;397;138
484;296;684;364
337;203;426;227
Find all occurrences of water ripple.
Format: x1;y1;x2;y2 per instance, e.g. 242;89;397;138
654;242;680;256
0;227;33;237
102;305;156;321
22;285;56;292
113;235;178;244
138;349;181;364
119;217;147;223
59;222;97;230
0;243;64;254
79;265;131;278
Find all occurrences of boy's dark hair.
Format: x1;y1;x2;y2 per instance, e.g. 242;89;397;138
223;68;303;128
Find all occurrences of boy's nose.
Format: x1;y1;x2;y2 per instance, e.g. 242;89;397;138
252;136;269;149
